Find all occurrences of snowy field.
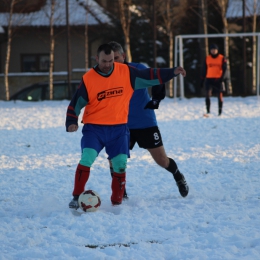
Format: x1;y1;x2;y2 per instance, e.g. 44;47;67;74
0;96;260;260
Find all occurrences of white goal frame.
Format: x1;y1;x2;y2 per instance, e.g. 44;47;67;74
174;32;260;99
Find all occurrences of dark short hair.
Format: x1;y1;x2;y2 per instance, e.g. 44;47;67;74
210;43;218;50
108;41;124;54
97;44;113;56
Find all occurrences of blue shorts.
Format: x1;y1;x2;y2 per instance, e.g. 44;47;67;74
81;124;130;160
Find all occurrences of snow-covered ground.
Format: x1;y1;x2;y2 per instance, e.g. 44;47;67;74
0;96;260;260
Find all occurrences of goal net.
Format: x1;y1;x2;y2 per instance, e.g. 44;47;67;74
173;32;260;100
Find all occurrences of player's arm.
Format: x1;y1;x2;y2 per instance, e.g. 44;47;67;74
129;62;166;109
65;79;89;132
129;66;185;90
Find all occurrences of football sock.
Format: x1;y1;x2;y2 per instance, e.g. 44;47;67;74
110;167;128;198
111;172;126;205
166;158;184;182
218;100;223;115
165;157;178;175
72;164;90;196
166;158;189;197
206;98;210;113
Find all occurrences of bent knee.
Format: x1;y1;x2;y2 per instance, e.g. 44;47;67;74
148;147;169;168
79;148;98;167
111;154;127;173
155;156;169;168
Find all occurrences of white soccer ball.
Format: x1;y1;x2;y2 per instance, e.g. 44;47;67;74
78;190;101;212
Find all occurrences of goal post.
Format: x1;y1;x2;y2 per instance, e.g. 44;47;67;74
174;32;260;100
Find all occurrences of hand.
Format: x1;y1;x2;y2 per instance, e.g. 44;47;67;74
68;124;78;132
174;67;186;77
144;99;160;109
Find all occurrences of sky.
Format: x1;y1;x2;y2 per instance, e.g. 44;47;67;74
0;96;260;260
226;0;260;19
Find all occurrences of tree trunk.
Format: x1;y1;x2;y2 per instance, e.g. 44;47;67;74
201;0;208;56
49;0;55;100
223;23;232;95
85;8;89;70
153;0;157;68
243;0;247;95
252;0;257;94
157;0;187;97
4;0;15;101
66;0;72;98
163;0;174;97
169;30;174;97
118;0;132;62
218;0;233;95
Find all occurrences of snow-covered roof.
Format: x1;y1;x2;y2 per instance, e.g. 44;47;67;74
0;0;111;27
226;0;260;19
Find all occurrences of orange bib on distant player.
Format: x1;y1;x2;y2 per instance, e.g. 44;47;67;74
82;63;134;125
206;54;224;78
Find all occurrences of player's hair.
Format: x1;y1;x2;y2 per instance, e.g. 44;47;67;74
108;41;124;55
97;44;113;56
209;43;218;50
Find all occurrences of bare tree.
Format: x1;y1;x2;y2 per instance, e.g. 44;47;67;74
2;0;40;100
4;0;15;101
84;5;89;70
49;0;55;100
81;0;91;70
157;0;188;97
118;0;132;62
252;0;257;94
200;0;208;56
76;0;112;70
216;0;233;95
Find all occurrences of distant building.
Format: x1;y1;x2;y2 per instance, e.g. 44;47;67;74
0;0;111;73
226;0;260;20
0;0;112;99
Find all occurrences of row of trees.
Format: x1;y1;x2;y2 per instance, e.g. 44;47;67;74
113;0;259;96
2;0;259;100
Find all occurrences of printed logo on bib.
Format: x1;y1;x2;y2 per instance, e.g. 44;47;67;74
97;87;123;101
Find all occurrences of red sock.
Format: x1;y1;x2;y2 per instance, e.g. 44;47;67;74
72;164;90;196
111;172;126;205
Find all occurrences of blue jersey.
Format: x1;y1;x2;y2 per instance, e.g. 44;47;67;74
127;62;167;129
127;62;157;129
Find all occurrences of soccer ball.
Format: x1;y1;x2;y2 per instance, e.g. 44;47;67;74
78;190;101;212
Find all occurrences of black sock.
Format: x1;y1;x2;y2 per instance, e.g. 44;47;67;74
218;100;223;115
166;158;183;182
166;158;179;175
206;98;210;113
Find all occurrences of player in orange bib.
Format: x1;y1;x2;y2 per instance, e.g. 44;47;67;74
200;43;227;116
66;43;186;208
